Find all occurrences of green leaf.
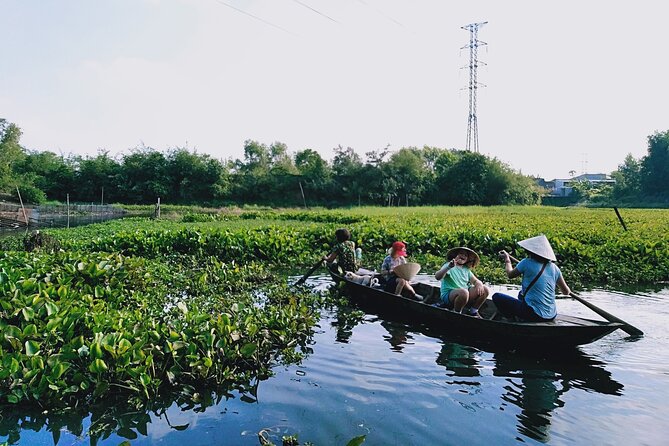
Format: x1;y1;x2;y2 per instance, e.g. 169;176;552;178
21;307;35;321
90;343;103;359
240;343;257;357
44;300;59;316
89;358;108;374
346;435;366;446
25;340;40;356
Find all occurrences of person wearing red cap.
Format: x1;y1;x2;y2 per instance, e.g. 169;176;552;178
380;241;421;300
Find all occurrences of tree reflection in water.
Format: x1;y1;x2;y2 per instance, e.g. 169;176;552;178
0;380;259;445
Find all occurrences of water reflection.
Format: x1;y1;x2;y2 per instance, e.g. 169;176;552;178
0;381;258;445
329;303;365;343
374;312;624;444
379;320;414;352
436;342;482;378
493;349;623;443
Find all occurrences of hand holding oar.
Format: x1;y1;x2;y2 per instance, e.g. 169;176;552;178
295;253;331;286
568;292;643;336
500;250;643;336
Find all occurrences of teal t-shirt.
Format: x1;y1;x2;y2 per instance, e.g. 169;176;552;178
440;263;474;299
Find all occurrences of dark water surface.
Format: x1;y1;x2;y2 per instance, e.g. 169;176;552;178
4;275;669;445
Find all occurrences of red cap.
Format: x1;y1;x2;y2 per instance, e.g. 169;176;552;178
392;241;407;257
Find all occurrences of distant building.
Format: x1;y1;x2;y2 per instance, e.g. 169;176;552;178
535;173;616;197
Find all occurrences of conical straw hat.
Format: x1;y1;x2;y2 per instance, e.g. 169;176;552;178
517;234;556;261
393;262;421;280
446;247;480;268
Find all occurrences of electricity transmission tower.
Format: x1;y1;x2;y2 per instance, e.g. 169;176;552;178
461;21;487;152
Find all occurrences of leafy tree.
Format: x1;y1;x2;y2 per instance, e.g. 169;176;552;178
73;151;122;203
383;147;427;205
640;130;669;198
611;154;641;199
0;119;27;193
295;149;331;203
119;148;169;203
332;146;364;205
17;151;76;201
166;148;229;203
230;140;272;203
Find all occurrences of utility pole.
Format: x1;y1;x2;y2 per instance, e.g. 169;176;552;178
461;21;487;153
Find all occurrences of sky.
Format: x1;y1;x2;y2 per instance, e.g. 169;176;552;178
1;0;668;180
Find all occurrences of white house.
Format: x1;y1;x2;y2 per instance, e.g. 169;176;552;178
539;174;616;197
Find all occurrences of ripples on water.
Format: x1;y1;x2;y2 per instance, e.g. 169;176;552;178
3;275;668;445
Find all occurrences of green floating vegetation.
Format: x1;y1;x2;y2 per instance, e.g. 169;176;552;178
0;250;320;409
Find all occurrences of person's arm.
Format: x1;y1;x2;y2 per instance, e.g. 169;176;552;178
324;252;337;263
556;274;571;296
470;272;486;296
500;250;521;279
435;259;455;280
380;257;391;278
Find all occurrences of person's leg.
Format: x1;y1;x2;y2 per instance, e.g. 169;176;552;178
467;286;489;316
394;278;407;295
492;292;524;318
516;301;553;321
449;288;469;312
469;286;489;309
402;282;418;298
383;276;397;293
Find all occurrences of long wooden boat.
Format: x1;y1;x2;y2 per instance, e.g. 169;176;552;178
330;270;623;349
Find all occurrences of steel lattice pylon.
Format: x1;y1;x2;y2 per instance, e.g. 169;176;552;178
461;21;487;152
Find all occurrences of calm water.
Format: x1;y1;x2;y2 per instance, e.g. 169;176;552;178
3;276;669;445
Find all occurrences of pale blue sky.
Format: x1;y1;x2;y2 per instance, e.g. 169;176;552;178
2;0;668;179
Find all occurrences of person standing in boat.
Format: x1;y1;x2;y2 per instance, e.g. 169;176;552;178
324;228;359;274
493;234;572;322
434;247;488;317
380;241;421;300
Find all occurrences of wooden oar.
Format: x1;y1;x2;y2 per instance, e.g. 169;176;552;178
502;251;643;336
295;253;331;286
569;292;643;336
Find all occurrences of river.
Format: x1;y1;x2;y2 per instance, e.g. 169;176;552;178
3;276;668;445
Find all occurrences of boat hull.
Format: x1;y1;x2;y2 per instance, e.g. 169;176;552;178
331;272;622;349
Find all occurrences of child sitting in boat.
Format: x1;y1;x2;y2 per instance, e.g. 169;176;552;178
434;247;489;317
324;228;359;274
380;241;422;301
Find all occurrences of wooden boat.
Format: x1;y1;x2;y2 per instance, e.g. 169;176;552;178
330;270;623;349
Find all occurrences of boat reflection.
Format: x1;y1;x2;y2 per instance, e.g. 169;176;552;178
376;317;624;443
493;349;623;443
380;319;415;352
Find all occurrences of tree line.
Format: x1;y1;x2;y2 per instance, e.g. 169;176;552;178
0;119;542;206
2;118;667;206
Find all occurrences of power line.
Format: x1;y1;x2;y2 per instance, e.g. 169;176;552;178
215;0;297;36
292;0;339;24
355;0;405;28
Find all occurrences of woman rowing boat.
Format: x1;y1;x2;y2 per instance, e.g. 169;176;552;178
493;235;572;322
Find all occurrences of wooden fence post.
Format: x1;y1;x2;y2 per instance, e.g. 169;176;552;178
16;186;29;227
